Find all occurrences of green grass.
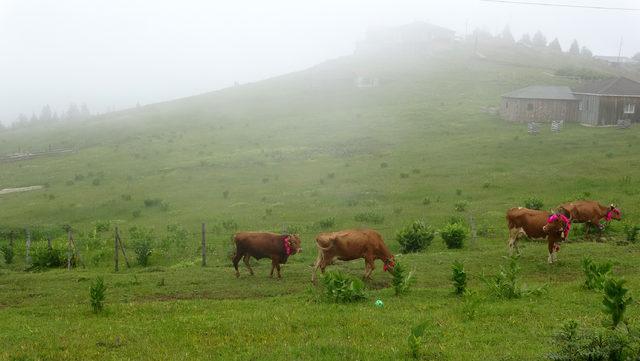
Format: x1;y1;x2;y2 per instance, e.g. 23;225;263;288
1;41;640;360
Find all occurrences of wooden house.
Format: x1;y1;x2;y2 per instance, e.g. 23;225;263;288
573;77;640;126
500;86;578;123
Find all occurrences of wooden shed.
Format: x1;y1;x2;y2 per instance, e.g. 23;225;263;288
573;77;640;126
500;86;578;123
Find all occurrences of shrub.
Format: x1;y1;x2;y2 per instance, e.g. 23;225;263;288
623;223;639;243
390;260;415;296
454;201;467;212
222;190;229;199
221;219;239;233
143;198;162;207
408;322;428;360
30;244;68;270
547;320;638;361
92;178;101;186
121;194;132;201
422;197;431;205
90;277;107;313
1;243;14;264
162;224;189;250
400;173;410;179
602;277;633;329
396;220;435;253
380;162;388;168
441;223;467;249
354;211;385;224
582;257;612;290
484;256;522;299
315;217;336;230
452;261;467;296
94;220;111;233
129;227;154;267
321;271;367;303
524;197;544;210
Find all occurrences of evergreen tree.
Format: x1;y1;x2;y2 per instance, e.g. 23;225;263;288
548;38;562;52
581;46;593;58
519;33;532;46
501;25;514;43
80;103;91;119
569;40;580;55
532;31;547;47
39;105;52;123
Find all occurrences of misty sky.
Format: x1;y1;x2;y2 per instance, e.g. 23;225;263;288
0;0;638;124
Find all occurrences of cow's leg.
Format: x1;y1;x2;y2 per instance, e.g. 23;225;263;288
363;256;375;280
269;259;276;278
547;240;555;264
276;263;282;279
243;255;254;276
312;252;324;284
232;251;243;278
508;228;523;255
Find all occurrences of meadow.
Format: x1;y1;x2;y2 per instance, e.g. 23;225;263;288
1;42;640;360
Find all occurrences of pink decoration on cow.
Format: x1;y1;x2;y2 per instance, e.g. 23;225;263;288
605;208;620;222
283;236;292;256
547;214;571;239
383;258;395;272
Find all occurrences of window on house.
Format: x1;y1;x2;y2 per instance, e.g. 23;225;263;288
578;101;583;111
527;103;533;111
624;103;636;114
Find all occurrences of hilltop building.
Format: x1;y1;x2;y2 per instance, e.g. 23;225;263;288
500;77;640;126
500;86;578;123
355;21;455;55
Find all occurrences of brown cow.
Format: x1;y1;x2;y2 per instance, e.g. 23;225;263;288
232;232;301;278
311;229;395;283
558;200;621;239
506;207;570;263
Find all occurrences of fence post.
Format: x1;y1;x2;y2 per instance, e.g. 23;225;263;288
67;231;72;270
201;223;207;267
116;229;130;268
47;236;52;250
114;227;120;272
25;228;31;265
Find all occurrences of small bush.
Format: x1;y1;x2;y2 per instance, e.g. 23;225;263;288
354;211;385;224
400;172;410;179
524;197;544;210
92;178;101;186
582;257;612;290
454;201;467;212
452;260;467;296
321;271;367;303
121;194;132;201
143;198;162;207
1;243;14;264
162;224;189;250
132;210;141;218
547;320;638;361
129;227;154;267
396;220;435;253
391;260;415;296
315;217;336;229
484;256;522;299
602;277;633;329
90;277;107;313
380;162;388;168
408;322;428;360
441;223;467;249
222;190;229;199
30;244;68;270
623;223;639;243
94;220;111;233
456;189;462;196
422;197;431;205
221;219;239;233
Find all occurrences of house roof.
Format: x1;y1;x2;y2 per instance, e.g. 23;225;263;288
572;77;640;96
502;85;577;100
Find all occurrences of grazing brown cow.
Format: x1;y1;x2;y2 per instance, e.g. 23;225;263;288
506;207;570;263
311;229;395;283
558;201;621;239
232;232;301;278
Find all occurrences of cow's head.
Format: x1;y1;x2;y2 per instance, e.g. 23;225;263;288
543;213;571;239
606;204;622;222
283;234;302;255
383;257;396;272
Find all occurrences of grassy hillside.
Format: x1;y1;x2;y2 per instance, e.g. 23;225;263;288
1;40;640;360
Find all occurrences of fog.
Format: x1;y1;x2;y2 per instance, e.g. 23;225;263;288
1;0;638;125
